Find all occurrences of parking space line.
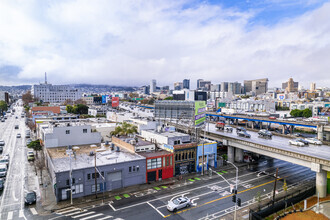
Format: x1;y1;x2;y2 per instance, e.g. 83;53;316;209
109;203;117;211
72;211;95;218
147;202;165;218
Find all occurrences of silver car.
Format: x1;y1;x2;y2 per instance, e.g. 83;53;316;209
167;196;191;212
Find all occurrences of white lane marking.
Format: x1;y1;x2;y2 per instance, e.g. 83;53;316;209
109;203;117;211
72;211;95;218
191;198;200;206
12;187;18;201
7;211;13;220
56;207;80;215
30;207;38;215
80;213;103;220
55;206;76;212
96;216;114;220
147;202;165;218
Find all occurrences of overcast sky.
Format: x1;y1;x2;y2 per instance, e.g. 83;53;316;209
0;0;329;89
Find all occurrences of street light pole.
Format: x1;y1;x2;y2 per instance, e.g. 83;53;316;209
227;160;238;220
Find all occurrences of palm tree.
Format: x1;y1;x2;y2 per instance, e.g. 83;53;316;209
111;122;138;136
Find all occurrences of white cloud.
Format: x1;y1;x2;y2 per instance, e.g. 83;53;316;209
0;0;329;89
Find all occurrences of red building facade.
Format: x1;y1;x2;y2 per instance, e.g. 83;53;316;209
138;151;174;182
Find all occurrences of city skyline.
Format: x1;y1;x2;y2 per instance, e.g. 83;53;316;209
0;0;329;88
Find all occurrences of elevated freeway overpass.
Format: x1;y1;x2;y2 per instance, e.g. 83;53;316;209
170;122;330;198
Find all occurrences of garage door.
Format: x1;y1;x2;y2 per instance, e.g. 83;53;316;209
147;171;156;182
107;171;122;190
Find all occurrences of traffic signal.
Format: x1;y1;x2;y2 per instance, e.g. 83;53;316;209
232;189;237;194
232;194;236;203
237;198;241;207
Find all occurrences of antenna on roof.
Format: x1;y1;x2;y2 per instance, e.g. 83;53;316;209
45;72;47;84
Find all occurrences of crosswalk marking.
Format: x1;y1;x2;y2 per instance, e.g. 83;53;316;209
30;207;38;215
66;210;87;216
80;213;103;220
19;210;24;218
56;207;80;215
72;211;95;219
56;206;76;212
97;216;114;220
7;211;13;220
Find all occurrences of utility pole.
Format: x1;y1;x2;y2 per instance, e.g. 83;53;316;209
94;152;98;199
272;167;279;205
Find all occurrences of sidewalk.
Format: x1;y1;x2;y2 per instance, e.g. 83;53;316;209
35;161;248;213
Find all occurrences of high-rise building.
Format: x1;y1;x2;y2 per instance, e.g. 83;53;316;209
183;79;190;89
150;79;156;93
244;78;268;96
310;82;316;91
282;78;298;92
0;91;9;104
197;80;211;91
221;82;229;92
174;82;183;90
210;84;221;92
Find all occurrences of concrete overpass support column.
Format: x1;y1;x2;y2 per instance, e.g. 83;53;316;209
235;148;243;162
317;125;324;140
325;133;330;141
228;146;235;163
316;170;327;198
251;122;254;129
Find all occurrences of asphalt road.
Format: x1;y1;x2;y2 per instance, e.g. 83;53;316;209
0;102;38;220
47;159;315;220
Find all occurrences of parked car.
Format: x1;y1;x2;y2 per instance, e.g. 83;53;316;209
289;139;305;147
0;155;9;167
216;122;226;130
0;146;2;154
24;191;37;205
17;133;21;138
0;140;4;146
237;131;251;138
224;125;233;132
27;151;35;161
0;178;4;191
305;138;322;145
236;127;246;133
167;196;191;212
15;125;19;129
26;139;32;145
0;164;7;178
296;138;309;145
258;129;272;138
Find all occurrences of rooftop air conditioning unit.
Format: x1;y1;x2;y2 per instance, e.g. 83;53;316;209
129;140;136;145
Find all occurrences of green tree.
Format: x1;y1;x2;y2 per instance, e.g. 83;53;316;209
27;139;42;158
302;109;312;118
164;96;173;100
0;101;8;114
66;105;74;113
22;91;34;106
75;104;89;114
290;109;302;117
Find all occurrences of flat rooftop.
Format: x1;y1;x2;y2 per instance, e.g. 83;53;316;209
144;130;190;138
117;136;154;147
47;143;145;173
138;150;172;158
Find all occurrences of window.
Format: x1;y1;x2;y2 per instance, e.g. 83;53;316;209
83;129;87;133
91;184;100;193
163;157;166;167
129;167;132;172
66;130;70;134
170;156;172;166
66;179;69;185
72;178;75;184
87;174;91;180
72;184;83;194
136;166;139;172
101;172;104;178
147;158;162;170
133;166;136;172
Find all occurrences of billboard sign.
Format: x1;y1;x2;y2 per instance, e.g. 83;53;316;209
112;97;119;107
195;101;206;126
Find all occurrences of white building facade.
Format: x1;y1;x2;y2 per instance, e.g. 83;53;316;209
32;83;82;104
